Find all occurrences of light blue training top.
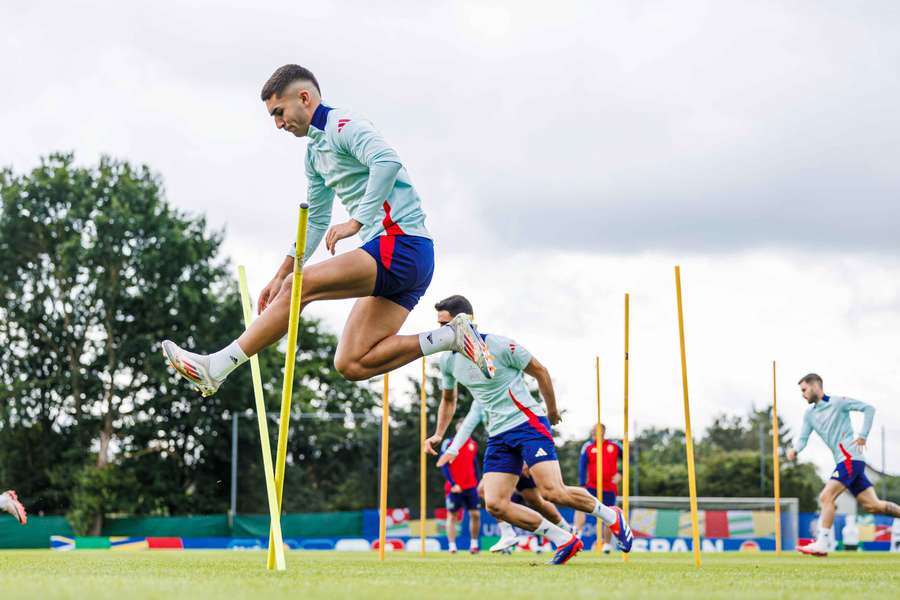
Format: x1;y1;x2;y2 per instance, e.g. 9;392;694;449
288;103;430;259
794;394;875;464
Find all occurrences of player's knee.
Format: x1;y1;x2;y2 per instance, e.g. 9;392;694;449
485;497;508;517
817;490;832;507
333;356;367;381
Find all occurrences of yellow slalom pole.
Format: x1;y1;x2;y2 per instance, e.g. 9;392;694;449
674;266;702;568
238;266;286;571
622;293;630;563
594;357;602;554
419;358;427;557
379;373;390;561
267;202;309;570
772;360;782;557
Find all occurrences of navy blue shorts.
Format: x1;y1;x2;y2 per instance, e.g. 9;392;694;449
586;487;617;507
446;487;480;512
484;417;557;475
360;235;434;311
831;460;873;496
516;475;536;492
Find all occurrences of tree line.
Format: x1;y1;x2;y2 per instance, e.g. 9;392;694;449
3;154;880;535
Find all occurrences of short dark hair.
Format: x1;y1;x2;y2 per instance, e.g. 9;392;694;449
260;64;321;101
798;373;823;386
435;295;473;318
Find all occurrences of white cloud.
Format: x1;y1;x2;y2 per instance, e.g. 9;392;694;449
2;0;898;481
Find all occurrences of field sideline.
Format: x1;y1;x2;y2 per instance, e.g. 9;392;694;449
1;550;897;600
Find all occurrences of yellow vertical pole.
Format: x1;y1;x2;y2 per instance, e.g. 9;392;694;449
267;202;309;570
772;360;782;557
238;266;286;571
420;357;427;557
674;266;702;568
622;293;630;563
594;356;602;555
379;373;390;561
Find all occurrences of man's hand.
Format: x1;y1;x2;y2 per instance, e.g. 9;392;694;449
612;473;622;486
787;448;797;462
853;437;867;452
547;407;562;426
424;434;443;456
257;275;284;314
437;451;457;467
325;219;362;254
450;484;462;493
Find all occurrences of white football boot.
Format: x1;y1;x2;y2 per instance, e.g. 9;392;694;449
447;314;495;379
162;340;222;397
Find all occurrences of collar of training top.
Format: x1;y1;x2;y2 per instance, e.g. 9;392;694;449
310;103;333;131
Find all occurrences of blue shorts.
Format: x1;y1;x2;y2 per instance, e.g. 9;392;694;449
360;235;434;311
831;460;872;496
516;475;536;492
586;487;617;507
484;417;557;475
446;487;480;512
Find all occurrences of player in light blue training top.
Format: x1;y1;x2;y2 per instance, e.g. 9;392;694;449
424;295;633;565
787;373;900;557
162;64;493;397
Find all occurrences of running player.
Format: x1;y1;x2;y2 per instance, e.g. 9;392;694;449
573;424;621;553
787;373;900;556
439;401;575;553
162;64;493;396
0;490;26;525
439;420;481;554
424;295;632;565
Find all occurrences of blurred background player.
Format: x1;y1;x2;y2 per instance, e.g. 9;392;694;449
0;490;27;525
440;400;574;553
573;423;622;553
425;294;632;565
162;64;493;398
787;373;900;557
439;419;481;554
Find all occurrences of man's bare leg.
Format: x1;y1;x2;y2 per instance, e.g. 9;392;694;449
856;487;900;518
817;479;845;530
468;508;481;552
237;249;378;356
520;487;572;532
446;511;458;553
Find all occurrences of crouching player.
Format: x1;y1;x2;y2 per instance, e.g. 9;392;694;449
573;424;622;553
439;420;481;554
424;295;632;565
0;490;26;525
439;401;575;553
788;373;900;556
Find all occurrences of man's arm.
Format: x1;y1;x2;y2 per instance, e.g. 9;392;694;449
447;402;484;454
788;413;813;460
288;156;335;260
842;397;876;449
578;443;588;486
523;356;561;425
334;118;403;229
424;388;458;455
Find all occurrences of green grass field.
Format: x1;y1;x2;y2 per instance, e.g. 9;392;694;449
1;550;898;600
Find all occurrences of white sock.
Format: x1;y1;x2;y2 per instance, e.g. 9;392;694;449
533;518;573;546
0;493;9;511
470;538;478;549
498;521;516;538
448;542;457;551
418;326;456;356
817;526;833;545
591;499;617;526
555;516;572;532
208;340;248;381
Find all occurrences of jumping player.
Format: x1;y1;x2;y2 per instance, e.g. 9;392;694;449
573;424;622;553
787;373;900;556
0;490;26;525
439;401;575;553
162;64;493;396
424;295;632;565
439;420;481;554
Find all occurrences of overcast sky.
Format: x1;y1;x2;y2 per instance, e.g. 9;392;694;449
3;1;899;482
